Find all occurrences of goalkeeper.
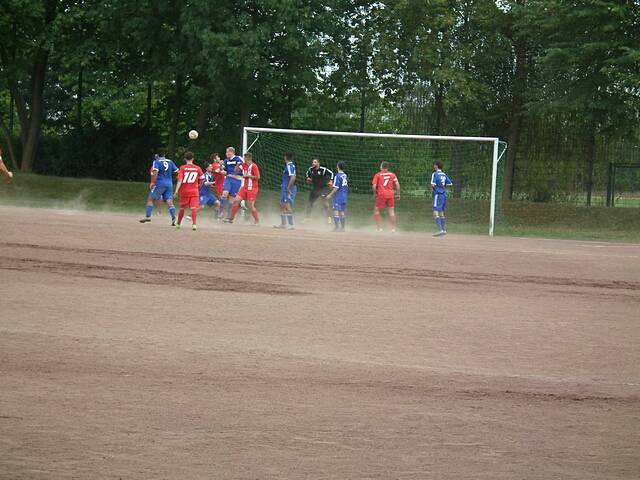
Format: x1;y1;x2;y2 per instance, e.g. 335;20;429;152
304;158;334;223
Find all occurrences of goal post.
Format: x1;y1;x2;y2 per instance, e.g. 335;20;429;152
242;127;507;235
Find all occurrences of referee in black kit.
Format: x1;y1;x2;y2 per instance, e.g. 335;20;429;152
305;158;334;223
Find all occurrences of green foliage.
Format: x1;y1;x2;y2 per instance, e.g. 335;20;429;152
0;0;638;222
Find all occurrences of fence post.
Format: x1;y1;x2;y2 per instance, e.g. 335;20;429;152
606;162;613;207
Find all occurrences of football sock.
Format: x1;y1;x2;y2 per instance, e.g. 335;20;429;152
177;209;185;225
440;217;446;231
287;213;294;226
145;205;153;218
339;216;345;230
280;214;287;226
389;215;396;227
435;217;441;231
373;212;382;228
230;204;240;220
190;208;198;225
219;198;227;218
168;206;176;219
251;208;259;223
334;216;340;228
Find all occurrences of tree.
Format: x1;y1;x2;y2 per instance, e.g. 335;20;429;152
0;0;60;172
528;0;640;205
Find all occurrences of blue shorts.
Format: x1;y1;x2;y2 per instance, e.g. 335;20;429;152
432;193;447;212
333;201;347;212
199;191;218;207
150;185;173;201
223;177;242;197
280;186;297;204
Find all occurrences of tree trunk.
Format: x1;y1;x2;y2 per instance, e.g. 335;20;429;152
0;116;18;170
146;82;153;130
20;48;49;172
239;94;250;130
196;103;208;135
167;72;184;159
503;30;528;201
434;83;445;135
359;88;366;133
77;67;83;131
585;127;596;207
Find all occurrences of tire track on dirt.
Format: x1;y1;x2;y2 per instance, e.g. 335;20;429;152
2;241;639;292
0;256;303;296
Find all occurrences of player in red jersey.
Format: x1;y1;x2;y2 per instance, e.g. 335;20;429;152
227;152;260;225
174;151;204;231
210;153;225;198
372;161;401;233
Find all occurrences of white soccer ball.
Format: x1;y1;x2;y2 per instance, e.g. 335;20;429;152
188;130;199;140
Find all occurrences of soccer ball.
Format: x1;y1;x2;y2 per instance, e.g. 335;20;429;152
188;130;198;140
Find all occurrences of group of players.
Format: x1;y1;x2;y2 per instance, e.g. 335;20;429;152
139;146;453;236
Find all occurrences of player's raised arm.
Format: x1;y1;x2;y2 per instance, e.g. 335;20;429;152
0;147;14;179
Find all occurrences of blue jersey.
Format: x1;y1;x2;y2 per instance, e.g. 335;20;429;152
431;170;452;195
223;155;244;177
200;171;214;195
282;161;296;189
152;157;178;187
333;171;348;203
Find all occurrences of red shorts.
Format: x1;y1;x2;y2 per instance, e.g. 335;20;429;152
375;195;395;209
237;187;258;202
180;195;199;209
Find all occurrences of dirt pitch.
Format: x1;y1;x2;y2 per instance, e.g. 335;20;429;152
1;206;639;479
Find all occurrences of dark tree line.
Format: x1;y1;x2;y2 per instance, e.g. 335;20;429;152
1;0;638;203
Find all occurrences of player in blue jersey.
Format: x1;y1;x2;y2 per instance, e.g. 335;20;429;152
199;162;221;214
219;146;244;220
140;148;178;225
274;153;297;229
431;160;453;236
326;161;348;232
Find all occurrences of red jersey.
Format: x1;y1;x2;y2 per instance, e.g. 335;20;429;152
212;161;225;188
178;164;204;197
372;170;398;197
242;163;260;191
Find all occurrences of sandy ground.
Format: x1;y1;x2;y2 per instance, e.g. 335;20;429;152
0;206;639;479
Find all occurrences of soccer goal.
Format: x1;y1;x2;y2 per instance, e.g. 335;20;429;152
243;127;508;235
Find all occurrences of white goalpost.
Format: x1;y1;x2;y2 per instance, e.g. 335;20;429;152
243;127;507;235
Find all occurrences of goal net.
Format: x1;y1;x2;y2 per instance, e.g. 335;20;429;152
243;127;507;235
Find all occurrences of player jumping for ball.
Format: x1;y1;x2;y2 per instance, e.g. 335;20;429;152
227;152;260;225
275;153;297;229
199;162;221;215
174;151;204;231
210;153;225;215
326;161;348;232
0;147;14;179
304;158;334;223
219;147;244;221
140;148;178;225
372;161;401;233
431;160;453;236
